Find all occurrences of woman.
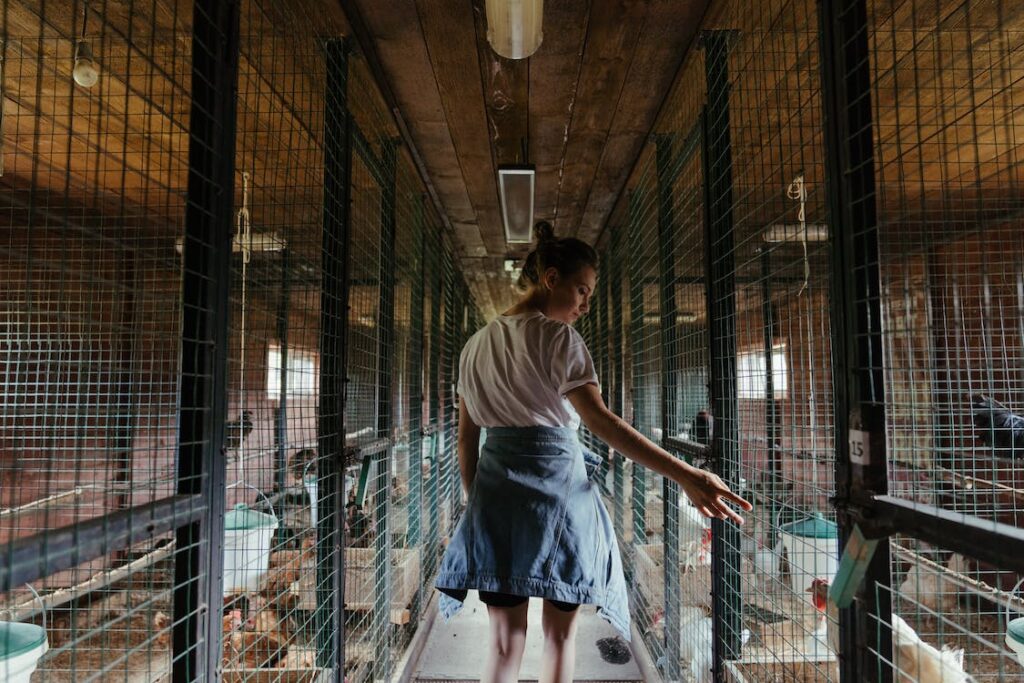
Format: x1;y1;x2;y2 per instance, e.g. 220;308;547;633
435;222;752;683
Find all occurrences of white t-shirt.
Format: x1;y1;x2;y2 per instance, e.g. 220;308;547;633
456;310;600;429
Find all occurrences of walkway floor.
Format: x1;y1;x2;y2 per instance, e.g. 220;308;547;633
413;591;646;682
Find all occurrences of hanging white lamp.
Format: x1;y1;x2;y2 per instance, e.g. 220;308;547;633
73;3;99;88
73;40;99;88
485;0;544;59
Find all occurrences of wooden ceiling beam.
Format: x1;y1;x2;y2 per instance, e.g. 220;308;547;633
575;0;707;245
550;0;646;238
413;0;505;258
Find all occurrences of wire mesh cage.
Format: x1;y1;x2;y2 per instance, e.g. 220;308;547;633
0;1;480;681
587;0;1023;681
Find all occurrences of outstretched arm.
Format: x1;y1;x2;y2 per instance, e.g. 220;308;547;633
457;400;481;495
566;383;751;524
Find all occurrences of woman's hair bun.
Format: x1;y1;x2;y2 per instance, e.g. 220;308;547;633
534;220;556;244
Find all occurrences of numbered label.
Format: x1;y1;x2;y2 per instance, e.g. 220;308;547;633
849;429;870;465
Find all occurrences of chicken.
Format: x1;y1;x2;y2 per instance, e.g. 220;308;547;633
891;614;970;683
741;534;782;598
224;410;254;451
153;611;172;648
810;579;972;683
809;579;840;656
280;646;316;669
225;630;285;669
264;536;315;596
248;594;291;644
679;499;712;567
221;598;288;670
971;394;1024;456
897;552;967;614
672;606;750;683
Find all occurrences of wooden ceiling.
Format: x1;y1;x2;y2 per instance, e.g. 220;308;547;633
344;0;710;317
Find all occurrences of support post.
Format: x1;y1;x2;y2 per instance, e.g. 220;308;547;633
655;134;682;679
760;247;782;542
276;248;290;496
627;193;647;544
818;1;893;680
372;138;398;681
425;236;443;578
610;230;626;532
173;0;239;678
408;195;426;550
701;29;743;670
317;36;351;676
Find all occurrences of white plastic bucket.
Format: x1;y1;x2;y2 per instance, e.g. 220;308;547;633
223;503;279;594
1005;578;1024;667
0;622;48;683
304;475;318;529
779;513;839;596
1006;619;1024;666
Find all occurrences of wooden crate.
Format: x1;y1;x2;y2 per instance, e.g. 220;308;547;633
223;669;323;683
290;547;421;624
345;547;421;613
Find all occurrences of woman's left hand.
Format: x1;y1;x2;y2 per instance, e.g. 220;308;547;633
677;466;752;524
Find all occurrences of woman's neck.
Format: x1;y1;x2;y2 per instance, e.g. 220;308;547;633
503;292;547;317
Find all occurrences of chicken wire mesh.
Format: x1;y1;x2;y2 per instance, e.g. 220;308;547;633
0;0;194;679
0;1;479;681
584;1;1023;681
863;0;1024;681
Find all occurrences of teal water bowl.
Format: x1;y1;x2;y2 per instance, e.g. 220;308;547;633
0;621;49;682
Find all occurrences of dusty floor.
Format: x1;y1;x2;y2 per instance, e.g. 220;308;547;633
413;591;645;681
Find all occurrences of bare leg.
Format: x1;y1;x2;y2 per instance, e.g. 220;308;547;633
481;600;530;683
539;601;580;683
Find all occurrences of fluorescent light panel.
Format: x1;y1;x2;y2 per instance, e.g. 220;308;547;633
763;224;829;243
498;166;535;244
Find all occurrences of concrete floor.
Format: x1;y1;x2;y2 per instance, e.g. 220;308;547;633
413;591;646;682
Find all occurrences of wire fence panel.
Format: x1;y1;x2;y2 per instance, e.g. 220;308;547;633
0;0;196;679
0;2;480;681
864;1;1024;681
593;0;1018;680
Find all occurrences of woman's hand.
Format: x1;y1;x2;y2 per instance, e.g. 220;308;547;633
676;465;752;525
567;384;754;523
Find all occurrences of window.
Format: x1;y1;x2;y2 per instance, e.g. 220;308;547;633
737;344;788;399
267;344;319;399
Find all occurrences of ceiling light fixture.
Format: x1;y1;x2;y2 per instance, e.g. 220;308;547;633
762;223;829;243
73;2;99;88
485;0;544;59
498;164;535;244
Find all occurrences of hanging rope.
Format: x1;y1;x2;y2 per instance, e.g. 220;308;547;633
236;172;252;480
786;174;809;298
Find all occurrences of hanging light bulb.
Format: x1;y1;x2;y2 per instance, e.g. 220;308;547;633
73;39;99;88
486;0;544;59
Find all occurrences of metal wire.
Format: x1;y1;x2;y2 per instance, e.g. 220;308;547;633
0;2;480;682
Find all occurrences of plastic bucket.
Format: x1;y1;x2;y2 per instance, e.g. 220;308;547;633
0;622;48;682
1006;618;1024;666
304;476;318;529
1006;578;1024;667
778;513;839;596
223;503;279;594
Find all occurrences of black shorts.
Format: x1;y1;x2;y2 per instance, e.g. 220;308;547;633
440;587;579;612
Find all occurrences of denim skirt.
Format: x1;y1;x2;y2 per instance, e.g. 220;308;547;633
434;425;631;640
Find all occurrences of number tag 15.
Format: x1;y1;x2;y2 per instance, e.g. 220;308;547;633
849;429;870;465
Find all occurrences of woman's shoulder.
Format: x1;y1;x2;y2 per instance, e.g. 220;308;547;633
522;317;589;353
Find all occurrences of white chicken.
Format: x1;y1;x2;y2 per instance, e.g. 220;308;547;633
898;552;969;614
809;579;972;683
653;606;751;683
679;497;711;567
